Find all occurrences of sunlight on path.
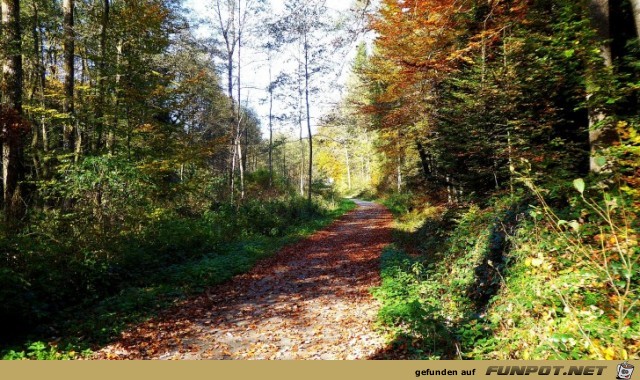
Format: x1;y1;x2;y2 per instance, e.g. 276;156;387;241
96;200;393;360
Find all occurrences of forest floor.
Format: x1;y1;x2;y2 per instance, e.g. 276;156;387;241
94;200;394;360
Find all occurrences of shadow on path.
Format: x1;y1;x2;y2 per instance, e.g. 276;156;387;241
96;200;393;360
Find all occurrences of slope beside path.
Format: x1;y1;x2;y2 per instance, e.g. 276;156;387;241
96;200;393;360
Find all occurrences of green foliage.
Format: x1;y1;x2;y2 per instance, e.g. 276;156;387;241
0;187;354;358
381;192;416;217
2;341;91;360
375;178;638;360
373;198;521;358
361;0;640;362
40;156;156;235
471;179;639;360
373;247;453;359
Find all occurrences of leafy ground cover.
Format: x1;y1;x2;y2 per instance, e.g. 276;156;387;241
371;185;638;360
1;198;355;360
92;200;392;360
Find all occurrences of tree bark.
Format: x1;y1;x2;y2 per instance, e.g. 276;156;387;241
304;29;312;204
236;0;244;200
30;2;45;180
268;64;274;187
96;0;109;151
628;0;640;40
397;158;402;193
214;0;245;202
1;0;25;223
63;0;75;152
588;0;613;172
416;141;430;178
344;147;351;190
298;53;305;197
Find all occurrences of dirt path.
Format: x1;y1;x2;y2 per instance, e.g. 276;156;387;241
96;200;393;360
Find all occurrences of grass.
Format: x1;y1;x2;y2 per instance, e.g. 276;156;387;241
2;198;356;360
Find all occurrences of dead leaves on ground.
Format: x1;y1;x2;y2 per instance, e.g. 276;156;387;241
95;201;393;360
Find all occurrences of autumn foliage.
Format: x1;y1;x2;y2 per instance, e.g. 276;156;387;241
355;0;639;361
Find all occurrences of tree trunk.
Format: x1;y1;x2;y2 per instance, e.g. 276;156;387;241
282;144;287;179
1;0;21;113
63;0;75;152
588;0;613;172
227;53;235;200
304;31;312;204
416;141;430;178
236;0;244;200
107;39;123;155
1;0;25;223
397;159;402;193
230;136;237;203
268;82;273;187
628;0;640;39
588;0;612;65
30;2;45;181
214;0;238;201
37;3;47;155
96;0;109;151
344;147;351;190
299;123;304;196
298;56;305;197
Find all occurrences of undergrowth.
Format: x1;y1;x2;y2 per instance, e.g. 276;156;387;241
1;197;355;359
373;183;638;360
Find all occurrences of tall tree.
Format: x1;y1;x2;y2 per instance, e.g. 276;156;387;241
279;0;334;203
62;0;75;153
95;0;110;151
1;0;26;223
629;0;640;40
588;0;613;172
264;45;286;188
211;0;263;202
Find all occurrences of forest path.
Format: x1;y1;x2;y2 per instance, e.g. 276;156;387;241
95;200;393;360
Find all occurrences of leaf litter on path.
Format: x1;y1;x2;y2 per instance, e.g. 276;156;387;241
95;200;393;360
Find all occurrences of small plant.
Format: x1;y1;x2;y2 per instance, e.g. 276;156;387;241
513;177;639;359
2;341;91;360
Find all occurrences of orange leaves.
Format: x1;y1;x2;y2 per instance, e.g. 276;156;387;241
363;0;469;139
372;0;465;69
96;203;393;360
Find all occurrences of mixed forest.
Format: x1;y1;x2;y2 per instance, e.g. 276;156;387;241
1;0;638;360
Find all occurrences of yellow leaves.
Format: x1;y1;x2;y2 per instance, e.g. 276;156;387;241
616;120;640;145
524;254;553;273
603;346;617;360
594;233;624;249
525;257;544;267
135;123;155;133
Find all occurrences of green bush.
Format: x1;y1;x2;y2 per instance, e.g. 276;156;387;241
469;180;639;360
382;192;414;216
1;170;353;357
372;195;527;359
375;179;638;360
